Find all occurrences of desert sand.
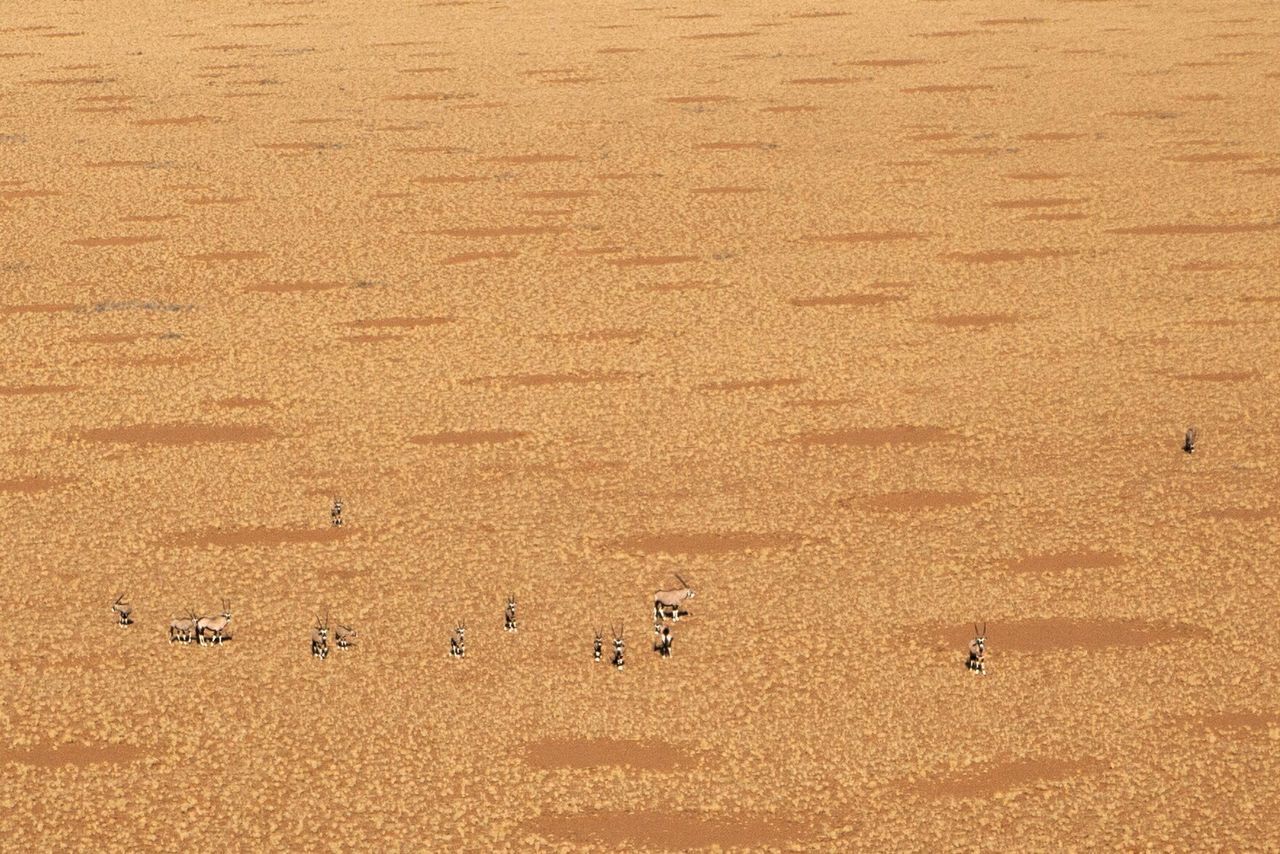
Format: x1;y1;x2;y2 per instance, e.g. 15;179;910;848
1;0;1279;849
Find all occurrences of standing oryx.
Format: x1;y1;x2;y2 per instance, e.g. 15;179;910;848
651;616;673;657
593;628;603;663
331;497;345;527
111;593;133;627
169;608;198;644
312;614;330;659
966;623;987;675
611;625;625;670
334;622;356;650
450;624;466;658
196;600;233;646
654;573;695;622
656;623;672;658
1183;426;1198;454
503;594;517;632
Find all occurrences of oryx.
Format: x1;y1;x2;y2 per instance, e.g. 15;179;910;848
169;608;198;644
503;594;517;632
657;624;672;658
450;624;466;658
966;623;987;675
312;614;330;659
197;600;232;646
111;593;133;627
654;573;695;622
611;625;625;670
334;622;356;650
331;497;344;527
1183;426;1197;454
593;628;603;663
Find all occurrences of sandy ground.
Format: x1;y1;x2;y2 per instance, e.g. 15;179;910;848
2;0;1279;850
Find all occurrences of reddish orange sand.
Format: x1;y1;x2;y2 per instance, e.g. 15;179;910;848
2;0;1279;849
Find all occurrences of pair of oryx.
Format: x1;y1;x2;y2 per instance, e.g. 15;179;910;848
168;601;233;646
651;574;694;659
593;626;626;669
311;612;356;659
449;594;518;659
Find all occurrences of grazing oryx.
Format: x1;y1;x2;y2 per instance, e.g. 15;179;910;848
450;624;466;658
654;573;695;622
331;497;344;527
196;600;232;646
1183;426;1197;454
111;593;133;627
611;625;625;670
169;609;198;644
334;623;356;650
312;615;330;659
966;623;987;675
504;594;517;632
593;628;603;663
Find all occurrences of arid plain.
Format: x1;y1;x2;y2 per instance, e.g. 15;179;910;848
2;0;1279;849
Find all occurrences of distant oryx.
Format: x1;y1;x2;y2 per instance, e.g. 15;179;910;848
656;624;672;658
611;625;625;670
334;622;356;650
450;624;466;659
331;497;345;527
1183;426;1198;454
312;614;330;659
169;609;198;644
504;594;517;632
593;628;603;663
652;616;673;657
966;623;987;676
654;573;695;622
111;593;133;627
196;600;233;646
